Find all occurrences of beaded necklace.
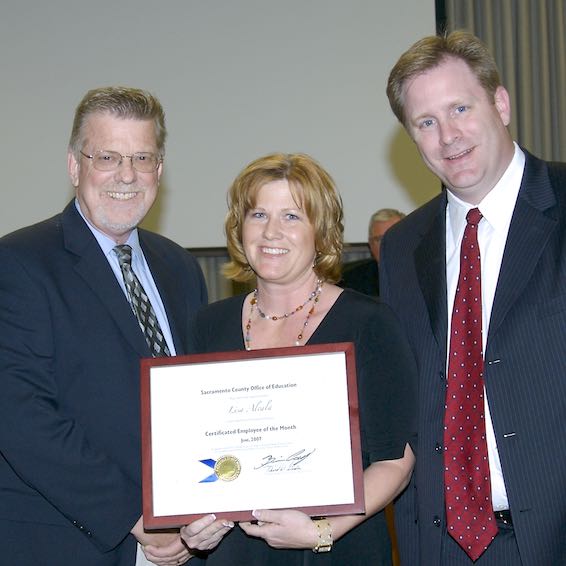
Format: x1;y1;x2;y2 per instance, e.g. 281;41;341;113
255;279;323;320
245;279;323;350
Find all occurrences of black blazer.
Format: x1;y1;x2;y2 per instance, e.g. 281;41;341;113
0;201;207;565
340;258;380;297
380;151;566;565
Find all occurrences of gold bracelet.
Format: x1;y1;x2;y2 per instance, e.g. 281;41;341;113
312;518;333;553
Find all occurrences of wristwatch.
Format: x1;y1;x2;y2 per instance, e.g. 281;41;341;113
312;518;333;553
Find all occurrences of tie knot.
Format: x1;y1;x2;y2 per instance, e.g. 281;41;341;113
114;244;133;266
466;208;482;226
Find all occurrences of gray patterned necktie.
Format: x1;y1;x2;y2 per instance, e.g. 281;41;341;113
114;245;170;357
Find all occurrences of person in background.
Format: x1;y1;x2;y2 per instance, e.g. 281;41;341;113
0;86;208;566
340;208;405;297
179;152;417;565
381;30;566;565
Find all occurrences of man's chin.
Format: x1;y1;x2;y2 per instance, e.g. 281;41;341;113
100;216;143;239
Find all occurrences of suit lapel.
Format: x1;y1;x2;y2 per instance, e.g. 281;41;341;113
414;194;449;357
61;202;150;357
489;153;558;337
140;235;188;355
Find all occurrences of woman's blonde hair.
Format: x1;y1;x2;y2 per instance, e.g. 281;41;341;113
223;152;344;283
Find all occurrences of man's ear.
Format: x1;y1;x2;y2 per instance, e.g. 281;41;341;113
68;151;80;188
156;159;163;183
494;86;511;127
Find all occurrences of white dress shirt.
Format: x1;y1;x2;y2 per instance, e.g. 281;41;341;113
445;142;525;511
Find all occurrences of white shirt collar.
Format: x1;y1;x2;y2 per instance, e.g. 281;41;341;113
447;142;525;240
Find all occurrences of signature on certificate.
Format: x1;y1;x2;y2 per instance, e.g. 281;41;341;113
254;449;316;472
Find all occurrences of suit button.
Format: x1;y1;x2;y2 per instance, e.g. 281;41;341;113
433;516;441;527
439;371;445;382
435;443;442;453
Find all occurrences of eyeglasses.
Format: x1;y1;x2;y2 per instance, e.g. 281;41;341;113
80;150;162;173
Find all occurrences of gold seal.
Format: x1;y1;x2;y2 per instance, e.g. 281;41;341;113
214;455;241;481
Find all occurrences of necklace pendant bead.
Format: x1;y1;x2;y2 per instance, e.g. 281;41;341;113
245;279;323;350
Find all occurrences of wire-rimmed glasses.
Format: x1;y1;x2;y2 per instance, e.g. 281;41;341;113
80;150;161;173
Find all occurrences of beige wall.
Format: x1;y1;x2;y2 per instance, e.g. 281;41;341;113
1;0;437;247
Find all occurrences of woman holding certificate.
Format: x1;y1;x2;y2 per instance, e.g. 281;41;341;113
180;153;416;565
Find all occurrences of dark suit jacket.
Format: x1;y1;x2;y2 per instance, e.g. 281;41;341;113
340;258;380;297
380;151;566;565
0;201;208;565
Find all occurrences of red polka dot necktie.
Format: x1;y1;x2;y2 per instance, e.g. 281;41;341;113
443;208;497;560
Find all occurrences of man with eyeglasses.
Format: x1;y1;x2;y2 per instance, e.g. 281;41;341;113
0;87;208;565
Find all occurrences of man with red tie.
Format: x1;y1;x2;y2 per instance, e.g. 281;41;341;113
380;31;566;565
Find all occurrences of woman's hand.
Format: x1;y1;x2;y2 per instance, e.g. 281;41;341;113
180;514;234;553
240;509;318;549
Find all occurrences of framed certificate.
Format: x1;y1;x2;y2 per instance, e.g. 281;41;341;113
141;342;364;528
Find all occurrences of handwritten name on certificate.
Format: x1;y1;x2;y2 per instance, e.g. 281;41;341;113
143;345;363;525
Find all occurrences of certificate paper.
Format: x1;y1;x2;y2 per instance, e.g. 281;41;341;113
141;343;364;528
